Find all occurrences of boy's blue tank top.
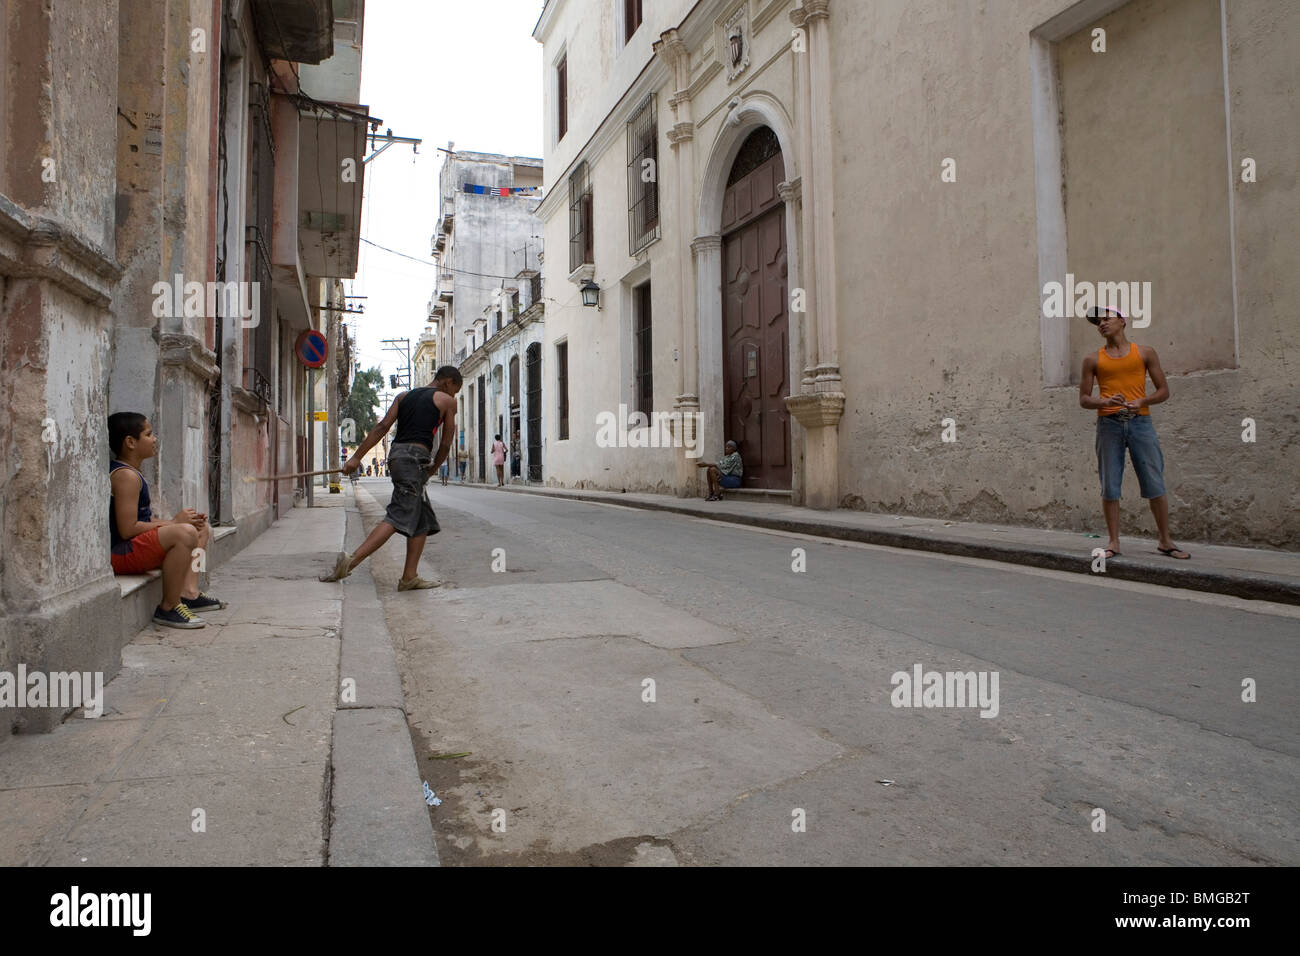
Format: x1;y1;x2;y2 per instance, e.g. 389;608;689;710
110;461;152;554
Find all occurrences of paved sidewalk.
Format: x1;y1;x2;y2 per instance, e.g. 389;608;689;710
473;483;1300;606
0;492;431;867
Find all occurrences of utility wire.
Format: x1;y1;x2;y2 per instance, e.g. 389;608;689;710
360;238;531;282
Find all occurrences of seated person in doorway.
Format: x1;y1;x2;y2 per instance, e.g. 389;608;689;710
696;440;743;501
108;412;227;630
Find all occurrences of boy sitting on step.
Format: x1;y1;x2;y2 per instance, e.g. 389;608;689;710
108;412;228;629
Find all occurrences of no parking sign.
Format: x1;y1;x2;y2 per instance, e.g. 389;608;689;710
295;329;328;368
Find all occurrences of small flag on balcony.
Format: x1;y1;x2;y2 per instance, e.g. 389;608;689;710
462;183;540;196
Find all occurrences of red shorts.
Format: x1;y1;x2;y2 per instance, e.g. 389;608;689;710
111;527;166;574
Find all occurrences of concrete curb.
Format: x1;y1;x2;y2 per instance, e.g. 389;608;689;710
474;484;1300;607
327;488;440;867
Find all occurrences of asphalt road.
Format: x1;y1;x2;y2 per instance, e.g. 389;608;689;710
351;478;1299;866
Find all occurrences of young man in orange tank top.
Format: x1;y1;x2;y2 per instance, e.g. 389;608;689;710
1079;307;1190;560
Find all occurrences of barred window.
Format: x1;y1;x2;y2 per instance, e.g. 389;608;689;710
627;94;659;255
569;161;593;273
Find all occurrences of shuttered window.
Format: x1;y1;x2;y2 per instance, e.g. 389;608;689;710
556;341;569;440
557;56;568;141
634;283;653;415
624;0;643;43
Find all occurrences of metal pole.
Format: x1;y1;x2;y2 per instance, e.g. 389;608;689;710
326;286;341;493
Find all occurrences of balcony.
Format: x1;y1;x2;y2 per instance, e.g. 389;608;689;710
252;0;334;64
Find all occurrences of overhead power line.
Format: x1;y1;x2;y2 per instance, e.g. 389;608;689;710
360;238;533;282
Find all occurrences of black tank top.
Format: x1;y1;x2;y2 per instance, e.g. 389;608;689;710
392;387;444;448
109;460;152;554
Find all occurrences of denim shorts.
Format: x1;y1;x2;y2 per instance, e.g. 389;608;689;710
384;443;440;538
719;474;742;489
1096;414;1166;501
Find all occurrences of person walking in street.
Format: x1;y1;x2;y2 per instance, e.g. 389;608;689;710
696;440;743;501
1079;306;1189;561
320;366;463;589
491;434;508;486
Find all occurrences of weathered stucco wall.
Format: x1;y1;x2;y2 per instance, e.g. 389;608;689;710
1060;0;1234;374
0;0;124;733
830;0;1298;547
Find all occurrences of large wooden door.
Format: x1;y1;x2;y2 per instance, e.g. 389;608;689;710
721;128;789;489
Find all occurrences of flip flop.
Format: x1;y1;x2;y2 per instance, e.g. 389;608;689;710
1103;548;1122;559
1157;546;1191;560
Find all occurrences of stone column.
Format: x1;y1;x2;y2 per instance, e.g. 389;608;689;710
777;176;806;504
692;234;724;464
788;6;818;390
655;29;702;495
783;0;844;510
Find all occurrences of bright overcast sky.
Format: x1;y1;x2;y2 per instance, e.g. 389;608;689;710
350;0;544;400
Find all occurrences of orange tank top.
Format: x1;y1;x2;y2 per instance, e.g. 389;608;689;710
1095;342;1150;416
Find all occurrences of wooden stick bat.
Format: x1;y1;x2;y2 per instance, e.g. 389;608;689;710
242;468;346;483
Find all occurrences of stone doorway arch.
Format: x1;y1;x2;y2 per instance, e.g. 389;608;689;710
695;94;804;499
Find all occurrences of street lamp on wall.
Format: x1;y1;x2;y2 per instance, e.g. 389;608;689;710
580;279;601;309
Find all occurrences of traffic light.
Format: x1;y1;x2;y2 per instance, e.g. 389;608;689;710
390;374;399;388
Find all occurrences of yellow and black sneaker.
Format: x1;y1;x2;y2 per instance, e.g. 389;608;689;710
153;602;206;630
183;591;227;611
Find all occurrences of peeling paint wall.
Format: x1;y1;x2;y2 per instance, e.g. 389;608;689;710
0;0;123;734
831;0;1299;547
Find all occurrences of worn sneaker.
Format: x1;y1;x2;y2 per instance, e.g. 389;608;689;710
183;591;227;611
319;551;354;582
397;575;441;591
153;603;206;629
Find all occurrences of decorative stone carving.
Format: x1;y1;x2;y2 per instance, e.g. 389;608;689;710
724;4;751;82
803;0;831;22
159;331;220;382
784;390;845;429
691;234;722;258
667;121;695;145
724;97;745;128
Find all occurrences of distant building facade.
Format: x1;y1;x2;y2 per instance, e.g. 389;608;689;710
431;147;545;483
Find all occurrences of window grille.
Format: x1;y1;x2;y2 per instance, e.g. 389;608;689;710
569;162;593;272
627;94;659;255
